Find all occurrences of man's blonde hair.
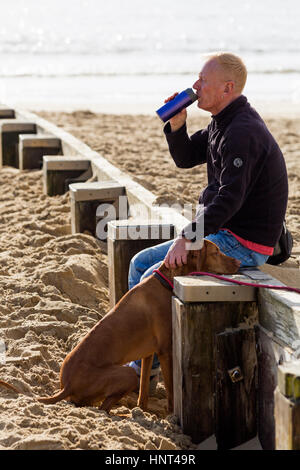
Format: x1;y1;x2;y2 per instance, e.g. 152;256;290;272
205;52;247;93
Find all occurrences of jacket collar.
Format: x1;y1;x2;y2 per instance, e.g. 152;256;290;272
211;95;248;128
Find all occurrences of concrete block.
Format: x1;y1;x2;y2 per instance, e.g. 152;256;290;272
19;134;62;170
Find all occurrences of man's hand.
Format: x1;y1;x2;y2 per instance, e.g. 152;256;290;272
164;236;189;269
165;93;187;132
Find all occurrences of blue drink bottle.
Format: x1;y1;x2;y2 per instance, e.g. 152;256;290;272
156;88;197;122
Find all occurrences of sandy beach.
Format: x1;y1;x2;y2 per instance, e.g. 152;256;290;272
0;109;299;450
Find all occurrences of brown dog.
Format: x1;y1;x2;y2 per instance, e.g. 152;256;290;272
0;240;240;413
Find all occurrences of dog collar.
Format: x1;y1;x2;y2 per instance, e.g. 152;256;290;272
153;269;174;291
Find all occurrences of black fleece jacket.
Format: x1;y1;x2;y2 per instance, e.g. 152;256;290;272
164;95;288;248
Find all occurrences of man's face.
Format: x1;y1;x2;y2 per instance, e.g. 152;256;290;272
193;59;227;115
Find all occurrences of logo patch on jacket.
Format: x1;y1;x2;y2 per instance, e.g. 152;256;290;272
233;157;243;168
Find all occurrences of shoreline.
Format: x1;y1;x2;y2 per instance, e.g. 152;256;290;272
2;66;300;119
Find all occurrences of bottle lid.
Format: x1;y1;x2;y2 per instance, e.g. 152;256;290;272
185;88;198;102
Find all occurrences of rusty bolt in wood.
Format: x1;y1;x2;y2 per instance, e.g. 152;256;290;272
228;366;244;383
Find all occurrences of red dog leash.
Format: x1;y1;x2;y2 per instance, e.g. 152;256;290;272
188;272;300;294
153;269;300;295
153;269;174;291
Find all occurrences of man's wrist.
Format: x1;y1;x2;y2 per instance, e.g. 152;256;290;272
164;121;186;135
170;121;185;132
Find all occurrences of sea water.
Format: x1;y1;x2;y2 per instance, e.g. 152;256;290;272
0;0;299;115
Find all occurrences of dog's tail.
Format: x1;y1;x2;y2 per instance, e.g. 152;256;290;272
0;379;22;394
0;378;69;405
37;387;70;405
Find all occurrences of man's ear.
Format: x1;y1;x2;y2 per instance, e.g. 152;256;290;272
224;80;235;96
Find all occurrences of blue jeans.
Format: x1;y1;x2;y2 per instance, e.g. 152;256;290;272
128;230;269;372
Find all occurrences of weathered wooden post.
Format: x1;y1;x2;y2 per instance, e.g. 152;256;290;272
0;120;37;167
255;325;293;450
215;326;257;449
275;360;300;450
69;181;128;253
0;108;15;119
172;273;258;447
257;281;300;449
19;134;62;170
43;155;92;196
107;220;175;307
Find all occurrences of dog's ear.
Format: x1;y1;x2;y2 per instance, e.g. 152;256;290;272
204;239;219;254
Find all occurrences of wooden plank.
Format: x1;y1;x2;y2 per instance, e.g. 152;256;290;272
215;326;257;450
172;298;215;443
0;121;37;167
108;221;175;306
19;134;61;148
258;286;300;350
255;325;293;450
277;359;300;455
172;298;183;425
20;144;62;170
19;134;62;170
275;387;300;450
43;155;90;170
277;360;300;398
172;297;258;444
255;276;300;450
69;183;127;253
173;275;257;302
260;264;300;290
69;181;125;201
0;108;15;119
45;169;91;196
43;156;92;196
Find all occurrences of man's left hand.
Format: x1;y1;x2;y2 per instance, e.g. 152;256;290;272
164;237;189;269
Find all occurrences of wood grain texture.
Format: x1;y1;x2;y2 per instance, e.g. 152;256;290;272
255;325;293;450
172;297;258;444
108;223;174;307
215;327;257;450
275;387;300;450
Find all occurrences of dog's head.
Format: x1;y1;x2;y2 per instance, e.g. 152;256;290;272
187;239;240;274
